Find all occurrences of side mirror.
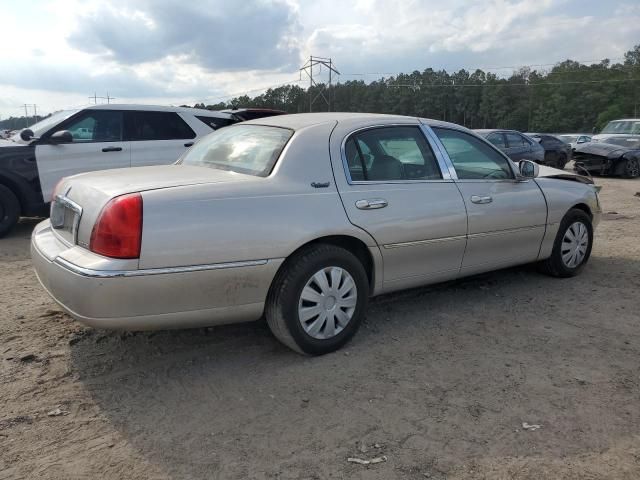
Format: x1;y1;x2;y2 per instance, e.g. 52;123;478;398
519;160;539;178
20;128;35;141
49;130;73;144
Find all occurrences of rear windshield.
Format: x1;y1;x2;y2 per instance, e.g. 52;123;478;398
179;125;293;176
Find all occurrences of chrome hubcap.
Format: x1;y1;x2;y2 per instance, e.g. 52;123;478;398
561;221;589;268
298;267;358;340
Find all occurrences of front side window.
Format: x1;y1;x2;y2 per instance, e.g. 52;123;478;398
126;111;195;141
345;126;441;182
63;110;123;143
432;127;513;180
180;124;292;177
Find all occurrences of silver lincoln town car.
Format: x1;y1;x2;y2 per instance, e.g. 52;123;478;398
32;113;601;355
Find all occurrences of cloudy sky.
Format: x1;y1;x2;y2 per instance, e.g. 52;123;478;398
0;0;638;118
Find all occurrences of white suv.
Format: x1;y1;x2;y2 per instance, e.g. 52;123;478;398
0;104;266;236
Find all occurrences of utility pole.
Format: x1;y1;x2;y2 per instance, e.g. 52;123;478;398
89;93;116;104
299;56;340;112
22;104;37;127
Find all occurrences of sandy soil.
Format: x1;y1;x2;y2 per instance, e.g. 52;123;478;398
1;176;639;480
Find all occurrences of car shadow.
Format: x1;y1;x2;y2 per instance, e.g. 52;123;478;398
69;256;640;479
1;217;42;261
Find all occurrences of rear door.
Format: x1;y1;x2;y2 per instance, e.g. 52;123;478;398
330;123;468;291
431;127;547;275
35;109;130;201
126;111;197;167
505;132;531;161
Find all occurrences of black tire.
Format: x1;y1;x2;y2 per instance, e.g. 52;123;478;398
0;184;20;238
622;157;640;178
540;208;593;278
544;151;557;167
265;244;369;355
556;153;567;170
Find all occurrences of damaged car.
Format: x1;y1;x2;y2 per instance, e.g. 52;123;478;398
32;113;601;355
573;140;640;178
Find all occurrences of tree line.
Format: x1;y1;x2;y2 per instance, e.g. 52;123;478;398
196;44;640;134
2;44;638;134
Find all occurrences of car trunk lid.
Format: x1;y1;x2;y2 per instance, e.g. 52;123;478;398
50;165;253;248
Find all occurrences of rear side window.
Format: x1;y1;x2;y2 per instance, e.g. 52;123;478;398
433;127;513;180
180;125;292;177
345;126;442;182
505;132;527;147
196;116;235;130
126;111;196;141
486;133;506;148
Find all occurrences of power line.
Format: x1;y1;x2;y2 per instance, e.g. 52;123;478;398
386;78;640;89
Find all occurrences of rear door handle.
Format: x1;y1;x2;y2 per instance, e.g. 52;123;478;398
355;198;388;210
470;195;493;204
184;142;194;147
102;146;122;152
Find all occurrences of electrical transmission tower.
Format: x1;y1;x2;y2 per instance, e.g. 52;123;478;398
89;93;116;104
22;104;38;127
299;56;340;112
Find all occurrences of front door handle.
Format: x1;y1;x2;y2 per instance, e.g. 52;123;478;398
355;198;388;210
184;142;194;147
102;146;122;152
470;195;493;204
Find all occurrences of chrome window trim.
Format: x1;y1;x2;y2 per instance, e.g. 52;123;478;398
52;194;83;246
54;257;269;278
339;123;453;185
383;234;466;249
427;125;520;181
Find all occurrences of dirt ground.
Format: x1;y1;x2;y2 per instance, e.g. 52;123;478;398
1;174;639;480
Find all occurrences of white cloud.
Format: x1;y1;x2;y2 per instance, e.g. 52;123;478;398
0;0;638;118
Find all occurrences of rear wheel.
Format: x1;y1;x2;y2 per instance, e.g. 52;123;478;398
540;208;593;277
556;153;568;170
0;184;20;238
265;244;369;355
622;157;640;178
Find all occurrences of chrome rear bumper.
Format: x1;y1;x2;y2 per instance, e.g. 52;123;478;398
31;220;282;330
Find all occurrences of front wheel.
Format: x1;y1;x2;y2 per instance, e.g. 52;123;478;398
265;244;369;355
556;153;568;170
622;157;640;178
0;184;20;238
540;209;593;277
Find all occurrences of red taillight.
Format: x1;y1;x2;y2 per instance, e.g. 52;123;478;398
89;193;143;259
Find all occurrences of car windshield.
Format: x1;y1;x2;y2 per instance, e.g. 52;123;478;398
600;120;640;135
179;124;293;176
559;135;578;143
10;109;80;143
603;137;640;148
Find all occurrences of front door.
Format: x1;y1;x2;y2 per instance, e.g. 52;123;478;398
330;123;468;292
431;127;547;275
35;110;130;200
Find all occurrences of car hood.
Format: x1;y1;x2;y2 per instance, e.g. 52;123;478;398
536;164;594;185
0;139;24;148
573;142;637;158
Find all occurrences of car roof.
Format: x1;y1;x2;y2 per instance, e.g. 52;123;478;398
474;129;521;134
242;112;473;133
85;104;230;118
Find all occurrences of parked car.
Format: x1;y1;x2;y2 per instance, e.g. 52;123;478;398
32;113;601;355
0;104;281;237
221;108;287;122
592;119;640;144
573;140;640;178
557;134;591;151
474;129;544;163
524;133;573;169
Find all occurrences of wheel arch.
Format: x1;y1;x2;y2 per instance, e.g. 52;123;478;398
570;202;593;220
0;173;25;215
269;234;380;296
